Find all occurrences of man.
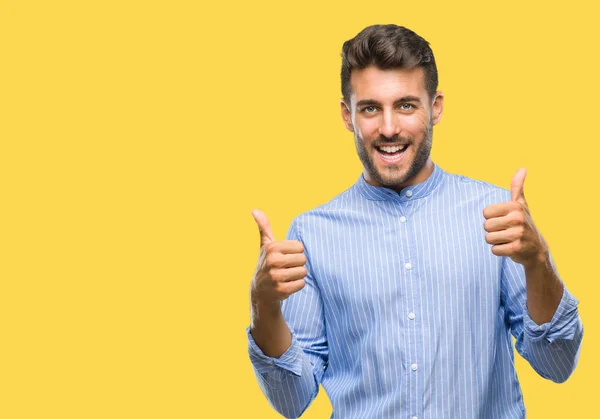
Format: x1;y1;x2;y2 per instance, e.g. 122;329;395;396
247;24;583;418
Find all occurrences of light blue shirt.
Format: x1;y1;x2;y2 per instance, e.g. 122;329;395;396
247;163;583;419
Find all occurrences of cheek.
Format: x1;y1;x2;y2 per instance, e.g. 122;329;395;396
355;119;378;141
404;115;429;134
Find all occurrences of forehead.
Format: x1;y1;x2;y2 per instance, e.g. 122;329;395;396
350;66;427;104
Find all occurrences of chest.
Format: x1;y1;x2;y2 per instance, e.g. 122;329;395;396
306;205;502;323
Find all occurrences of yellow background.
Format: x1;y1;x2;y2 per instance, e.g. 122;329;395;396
1;0;598;417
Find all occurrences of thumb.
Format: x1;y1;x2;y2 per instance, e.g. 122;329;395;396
510;168;527;203
251;209;276;246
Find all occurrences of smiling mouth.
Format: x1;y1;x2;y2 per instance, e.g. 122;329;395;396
375;144;409;155
374;144;409;163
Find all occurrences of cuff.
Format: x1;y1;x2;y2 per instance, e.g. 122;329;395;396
523;286;580;343
247;325;304;377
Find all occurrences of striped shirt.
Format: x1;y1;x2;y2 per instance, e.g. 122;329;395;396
247;162;583;419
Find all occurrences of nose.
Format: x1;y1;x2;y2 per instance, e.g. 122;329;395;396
378;108;401;139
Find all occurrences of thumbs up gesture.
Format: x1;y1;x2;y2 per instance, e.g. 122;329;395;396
482;169;549;268
250;209;307;306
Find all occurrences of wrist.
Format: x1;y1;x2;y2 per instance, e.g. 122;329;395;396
523;250;550;272
251;292;282;318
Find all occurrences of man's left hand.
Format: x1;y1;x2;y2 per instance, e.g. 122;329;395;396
483;168;549;268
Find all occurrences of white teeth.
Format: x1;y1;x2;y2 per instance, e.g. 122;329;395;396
379;145;407;153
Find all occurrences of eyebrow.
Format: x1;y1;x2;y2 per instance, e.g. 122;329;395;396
356;96;422;107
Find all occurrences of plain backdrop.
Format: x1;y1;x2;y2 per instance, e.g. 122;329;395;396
1;1;598;417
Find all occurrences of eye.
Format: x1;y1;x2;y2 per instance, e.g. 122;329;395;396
399;103;415;111
361;106;378;113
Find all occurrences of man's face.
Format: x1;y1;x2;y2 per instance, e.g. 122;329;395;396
341;66;444;190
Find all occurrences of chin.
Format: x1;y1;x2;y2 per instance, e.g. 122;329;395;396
380;163;410;179
376;171;411;188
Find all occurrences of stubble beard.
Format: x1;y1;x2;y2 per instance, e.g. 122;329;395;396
355;122;433;189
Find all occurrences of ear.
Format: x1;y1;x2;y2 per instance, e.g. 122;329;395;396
430;90;444;126
340;99;354;132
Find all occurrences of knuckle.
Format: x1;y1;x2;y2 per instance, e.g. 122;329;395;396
287;280;305;296
265;254;276;267
266;253;283;268
294;240;305;253
268;268;280;281
516;226;525;238
483;220;492;232
275;284;288;298
280;281;295;295
508;213;524;227
296;279;306;292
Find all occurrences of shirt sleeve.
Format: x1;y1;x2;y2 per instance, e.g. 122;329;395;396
247;217;329;419
501;251;583;383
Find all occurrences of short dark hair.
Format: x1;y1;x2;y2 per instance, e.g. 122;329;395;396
341;24;438;104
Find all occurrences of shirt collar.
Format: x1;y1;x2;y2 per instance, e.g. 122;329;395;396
355;162;445;202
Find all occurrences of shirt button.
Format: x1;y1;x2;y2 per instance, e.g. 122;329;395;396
412;416;418;419
405;190;413;197
405;262;412;270
408;312;416;320
399;216;407;223
411;363;418;371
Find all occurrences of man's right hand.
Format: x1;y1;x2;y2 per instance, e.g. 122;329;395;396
250;209;307;307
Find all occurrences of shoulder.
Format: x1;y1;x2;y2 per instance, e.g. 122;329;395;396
287;182;360;237
442;169;512;203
